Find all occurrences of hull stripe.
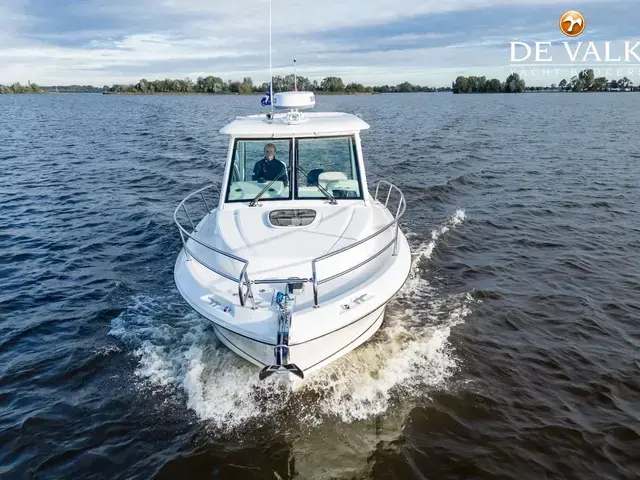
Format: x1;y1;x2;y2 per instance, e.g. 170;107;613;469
213;325;267;366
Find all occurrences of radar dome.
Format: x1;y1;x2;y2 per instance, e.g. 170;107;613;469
273;91;315;110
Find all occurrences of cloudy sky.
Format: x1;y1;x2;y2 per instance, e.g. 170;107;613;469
1;0;639;87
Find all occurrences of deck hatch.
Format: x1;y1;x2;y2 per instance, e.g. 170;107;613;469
268;209;316;227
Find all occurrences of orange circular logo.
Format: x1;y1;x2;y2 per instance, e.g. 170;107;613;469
559;10;586;37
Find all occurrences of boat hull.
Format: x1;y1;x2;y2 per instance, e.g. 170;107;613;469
211;303;387;381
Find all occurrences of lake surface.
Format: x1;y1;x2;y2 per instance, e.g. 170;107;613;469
1;92;639;479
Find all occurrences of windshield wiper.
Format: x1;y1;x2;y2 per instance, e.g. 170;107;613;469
249;167;290;207
296;165;338;205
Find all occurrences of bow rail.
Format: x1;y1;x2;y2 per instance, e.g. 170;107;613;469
311;180;406;307
174;180;405;309
174;184;256;308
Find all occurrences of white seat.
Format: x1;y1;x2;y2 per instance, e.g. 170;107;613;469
318;171;348;189
318;171;348;182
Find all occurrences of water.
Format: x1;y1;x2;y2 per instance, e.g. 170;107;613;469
1;92;639;479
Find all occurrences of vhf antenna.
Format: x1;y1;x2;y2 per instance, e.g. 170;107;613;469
269;0;273;112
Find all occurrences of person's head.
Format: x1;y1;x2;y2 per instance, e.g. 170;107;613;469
264;143;276;161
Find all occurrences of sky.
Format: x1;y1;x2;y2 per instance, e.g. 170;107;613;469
1;0;639;87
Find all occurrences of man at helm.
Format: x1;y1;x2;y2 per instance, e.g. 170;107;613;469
253;143;288;187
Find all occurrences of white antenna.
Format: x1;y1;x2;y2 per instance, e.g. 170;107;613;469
294;59;297;91
269;0;273;111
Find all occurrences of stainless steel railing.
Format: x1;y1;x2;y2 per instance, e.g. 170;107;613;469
174;180;405;309
311;180;406;307
173;184;256;308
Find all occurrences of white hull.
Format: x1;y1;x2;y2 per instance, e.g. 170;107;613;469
173;196;412;381
212;304;387;381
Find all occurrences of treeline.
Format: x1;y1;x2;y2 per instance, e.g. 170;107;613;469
9;70;637;96
373;82;452;93
1;75;454;95
0;82;42;94
41;85;104;93
452;73;526;94
103;75;451;94
550;70;637;92
1;82;102;94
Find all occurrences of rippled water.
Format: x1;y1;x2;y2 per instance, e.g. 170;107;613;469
1;92;639;479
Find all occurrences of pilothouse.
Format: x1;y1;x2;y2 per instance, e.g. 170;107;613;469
173;90;411;382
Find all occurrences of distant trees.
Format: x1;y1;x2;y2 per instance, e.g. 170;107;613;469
198;76;227;93
102;75;452;94
105;75;254;94
0;81;42;94
345;82;370;93
487;78;503;92
39;85;104;93
578;69;594;90
320;76;345;92
452;76;469;93
6;70;640;96
450;71;639;93
452;73;525;94
553;70;636;92
492;69;640;93
106;76;225;94
504;73;526;93
593;77;608;91
372;83;450;93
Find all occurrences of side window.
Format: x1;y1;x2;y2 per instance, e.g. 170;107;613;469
296;136;362;199
226;139;291;202
231;141;247;182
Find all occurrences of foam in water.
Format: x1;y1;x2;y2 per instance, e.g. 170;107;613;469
182;344;291;423
299;291;474;423
109;209;470;430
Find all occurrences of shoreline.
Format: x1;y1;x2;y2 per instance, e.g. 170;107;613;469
4;69;638;95
3;89;638;96
100;91;381;96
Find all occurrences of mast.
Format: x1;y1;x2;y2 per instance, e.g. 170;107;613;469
269;0;273;112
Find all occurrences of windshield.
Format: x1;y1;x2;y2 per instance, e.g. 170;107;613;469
224;136;363;203
225;139;291;202
296;136;363;200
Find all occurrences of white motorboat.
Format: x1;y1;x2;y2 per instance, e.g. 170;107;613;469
173;90;411;382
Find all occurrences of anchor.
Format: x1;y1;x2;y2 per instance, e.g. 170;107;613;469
259;280;305;380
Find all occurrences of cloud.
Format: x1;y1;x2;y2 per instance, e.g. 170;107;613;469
0;0;637;86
